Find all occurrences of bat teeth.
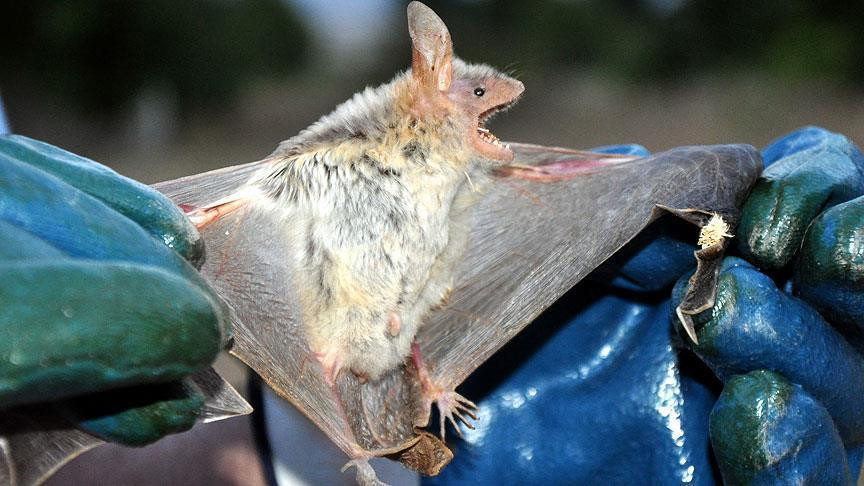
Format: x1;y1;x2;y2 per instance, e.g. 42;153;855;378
477;126;500;145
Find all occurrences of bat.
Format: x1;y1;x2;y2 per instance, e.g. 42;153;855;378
154;3;762;483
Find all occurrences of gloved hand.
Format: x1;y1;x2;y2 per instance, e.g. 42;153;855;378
0;135;230;445
428;129;864;485
673;127;864;484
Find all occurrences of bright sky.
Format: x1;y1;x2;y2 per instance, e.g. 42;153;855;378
290;0;401;68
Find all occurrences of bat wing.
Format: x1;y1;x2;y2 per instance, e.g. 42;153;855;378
418;143;761;389
154;143;761;475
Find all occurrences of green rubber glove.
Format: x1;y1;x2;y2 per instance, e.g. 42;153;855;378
0;135;230;445
676;127;864;483
737;129;864;270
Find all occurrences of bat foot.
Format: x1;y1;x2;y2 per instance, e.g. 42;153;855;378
433;390;478;441
341;458;388;486
411;342;478;441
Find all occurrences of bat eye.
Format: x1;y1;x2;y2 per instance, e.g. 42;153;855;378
473;87;485;97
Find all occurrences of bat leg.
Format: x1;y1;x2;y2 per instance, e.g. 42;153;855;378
411;342;478;441
314;347;344;386
183;198;247;230
341;458;387;486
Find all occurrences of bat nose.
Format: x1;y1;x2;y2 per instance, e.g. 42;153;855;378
512;80;525;96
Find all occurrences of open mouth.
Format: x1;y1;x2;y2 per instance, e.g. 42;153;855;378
473;103;514;161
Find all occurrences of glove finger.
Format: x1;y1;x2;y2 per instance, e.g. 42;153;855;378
0;135;203;266
672;257;864;444
795;195;864;353
737;130;864;270
0;220;66;260
0;154;230;340
761;126;864;167
59;381;203;446
710;370;852;485
1;154;190;275
0;260;224;408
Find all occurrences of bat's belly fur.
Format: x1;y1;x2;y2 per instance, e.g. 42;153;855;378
258;155;469;380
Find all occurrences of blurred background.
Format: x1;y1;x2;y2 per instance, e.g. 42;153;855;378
3;0;864;184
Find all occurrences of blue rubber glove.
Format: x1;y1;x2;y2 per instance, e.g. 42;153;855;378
673;127;864;484
0;135;230;445
427;129;864;484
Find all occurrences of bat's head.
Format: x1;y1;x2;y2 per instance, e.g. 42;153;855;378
407;2;524;163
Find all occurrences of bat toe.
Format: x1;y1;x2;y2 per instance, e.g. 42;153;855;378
434;390;479;441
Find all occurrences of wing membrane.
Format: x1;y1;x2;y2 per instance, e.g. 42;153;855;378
154;143;761;462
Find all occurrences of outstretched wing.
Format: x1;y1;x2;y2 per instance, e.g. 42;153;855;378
418;143;760;390
154;143;761;471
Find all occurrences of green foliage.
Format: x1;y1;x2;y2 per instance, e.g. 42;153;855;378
2;0;862;120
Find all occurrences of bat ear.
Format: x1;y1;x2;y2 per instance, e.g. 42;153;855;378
407;1;453;92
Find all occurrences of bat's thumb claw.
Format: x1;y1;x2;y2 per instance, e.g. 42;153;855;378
341;459;389;486
676;307;700;345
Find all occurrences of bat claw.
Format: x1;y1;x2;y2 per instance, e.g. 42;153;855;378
451;408;475;428
454;394;477;410
434;390;478;442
